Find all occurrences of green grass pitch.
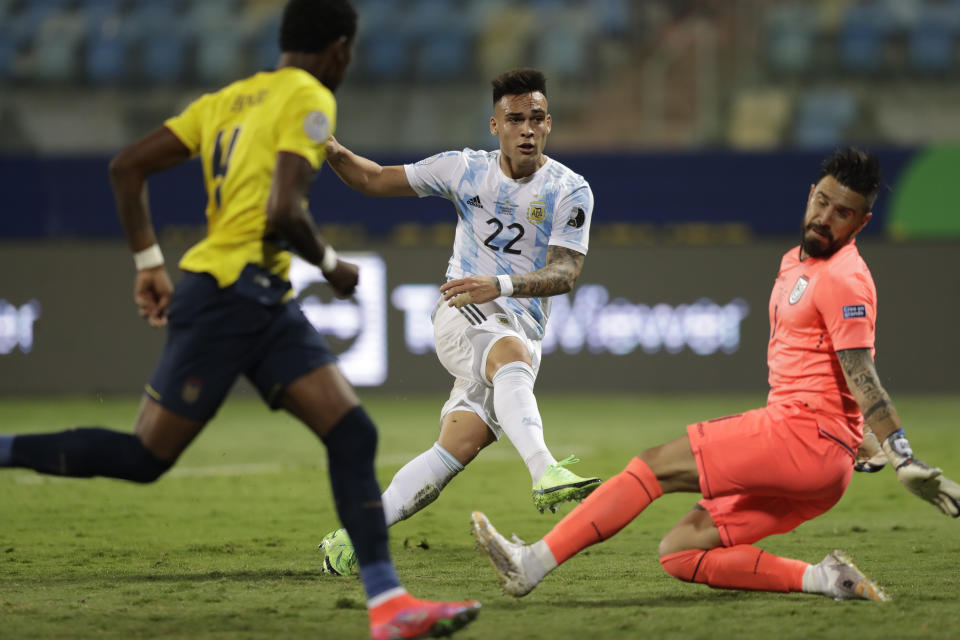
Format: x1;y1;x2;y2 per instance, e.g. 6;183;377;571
2;392;959;639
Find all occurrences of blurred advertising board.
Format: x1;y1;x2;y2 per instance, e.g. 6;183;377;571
0;242;957;394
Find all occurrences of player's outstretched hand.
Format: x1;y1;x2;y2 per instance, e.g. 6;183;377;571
325;259;359;298
893;462;960;517
855;426;888;473
882;429;960;517
440;276;499;308
134;266;173;328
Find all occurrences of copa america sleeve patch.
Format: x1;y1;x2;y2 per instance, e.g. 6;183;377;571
303;111;330;143
842;304;867;319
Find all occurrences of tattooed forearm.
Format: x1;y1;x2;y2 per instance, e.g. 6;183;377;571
838;349;886;407
862;399;890;421
836;348;901;436
511;246;585;298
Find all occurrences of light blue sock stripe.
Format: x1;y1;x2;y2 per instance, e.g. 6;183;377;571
432;442;464;473
0;435;14;466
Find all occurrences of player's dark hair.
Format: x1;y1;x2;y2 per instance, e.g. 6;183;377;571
280;0;357;53
491;68;547;104
819;147;882;209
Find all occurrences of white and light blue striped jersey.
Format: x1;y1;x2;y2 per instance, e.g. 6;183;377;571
404;148;593;339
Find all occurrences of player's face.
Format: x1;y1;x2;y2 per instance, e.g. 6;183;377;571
490;92;552;177
322;36;354;91
800;175;872;258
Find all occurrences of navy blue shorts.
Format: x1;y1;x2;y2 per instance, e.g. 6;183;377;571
146;270;336;422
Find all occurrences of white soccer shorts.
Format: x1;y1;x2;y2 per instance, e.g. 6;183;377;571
431;296;542;438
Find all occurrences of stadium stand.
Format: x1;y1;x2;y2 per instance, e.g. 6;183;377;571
2;0;960;152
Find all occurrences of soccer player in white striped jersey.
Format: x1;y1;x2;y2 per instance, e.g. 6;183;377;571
317;68;601;575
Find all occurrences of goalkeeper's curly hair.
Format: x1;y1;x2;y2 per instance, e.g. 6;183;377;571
280;0;357;53
819;147;882;209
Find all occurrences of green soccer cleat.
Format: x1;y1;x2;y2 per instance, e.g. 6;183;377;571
319;528;358;576
532;455;601;513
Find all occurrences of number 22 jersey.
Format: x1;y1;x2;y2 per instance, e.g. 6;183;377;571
404;149;594;339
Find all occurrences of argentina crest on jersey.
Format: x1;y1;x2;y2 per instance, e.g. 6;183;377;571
789;276;809;305
527;195;547;224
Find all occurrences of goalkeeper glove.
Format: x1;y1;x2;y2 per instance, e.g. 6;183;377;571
854;426;888;473
881;429;960;518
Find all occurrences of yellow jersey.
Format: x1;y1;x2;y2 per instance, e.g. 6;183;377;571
164;66;336;289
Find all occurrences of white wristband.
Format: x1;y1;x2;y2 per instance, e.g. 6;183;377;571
497;274;514;297
133;244;164;270
320;246;338;274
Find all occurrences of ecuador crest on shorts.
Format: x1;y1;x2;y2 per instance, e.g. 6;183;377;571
789;276;809;305
182;377;203;404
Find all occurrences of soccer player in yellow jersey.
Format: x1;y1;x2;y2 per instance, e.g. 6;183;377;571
0;1;479;638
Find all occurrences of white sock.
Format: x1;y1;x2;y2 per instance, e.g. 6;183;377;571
381;442;463;526
801;562;827;594
526;539;559;582
491;361;556;482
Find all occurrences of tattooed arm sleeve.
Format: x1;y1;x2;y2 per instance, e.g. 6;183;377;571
509;245;585;298
836;348;903;442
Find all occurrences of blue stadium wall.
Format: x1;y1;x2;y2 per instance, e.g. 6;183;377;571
0;149;919;238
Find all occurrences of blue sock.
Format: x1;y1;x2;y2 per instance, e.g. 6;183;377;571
359;561;403;604
7;428;171;482
0;435;13;466
323;406;402;600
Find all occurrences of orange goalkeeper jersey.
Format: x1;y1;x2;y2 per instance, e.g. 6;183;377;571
766;241;877;446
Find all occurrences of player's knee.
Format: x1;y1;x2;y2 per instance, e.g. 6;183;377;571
657;532;689;559
658;548;702;582
489;359;535;387
323;406;378;461
486;339;532;383
129;436;174;483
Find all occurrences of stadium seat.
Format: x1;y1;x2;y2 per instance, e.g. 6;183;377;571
532;9;593;80
408;0;475;81
415;26;474;82
476;3;535;80
838;3;895;74
141;33;190;83
727;87;792;149
183;0;237;28
907;3;959;74
127;2;190;83
86;22;130;84
0;0;17;21
252;15;282;72
33;9;87;82
593;0;632;37
765;3;819;75
356;1;412;81
196;32;247;84
20;0;71;30
79;0;124;21
0;26;21;80
793;89;858;149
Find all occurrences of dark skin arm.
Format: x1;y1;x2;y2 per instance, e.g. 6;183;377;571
440;245;585;307
836;348;903;443
108;127;192;327
266;151;358;297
